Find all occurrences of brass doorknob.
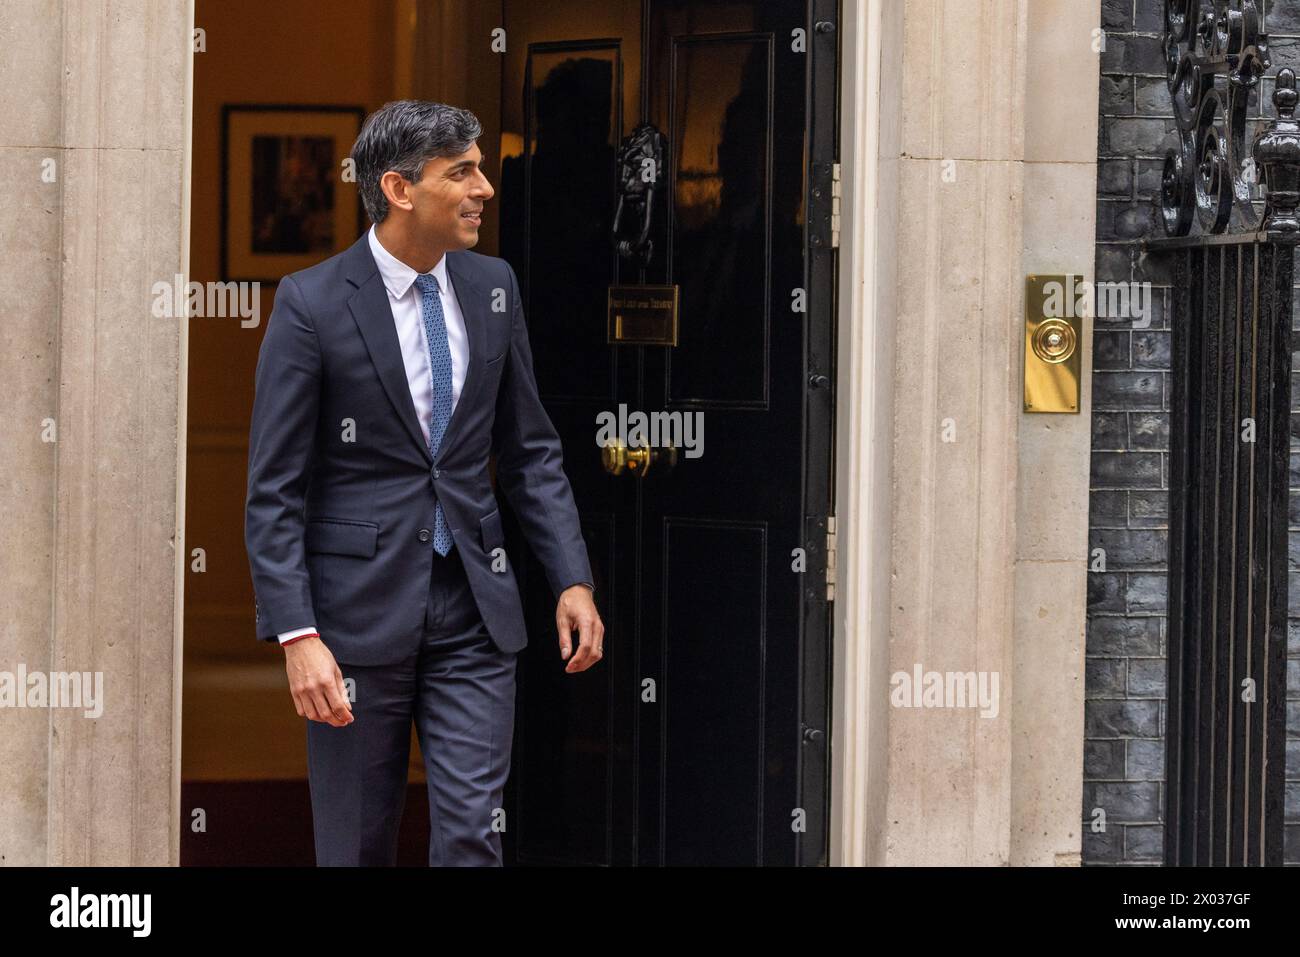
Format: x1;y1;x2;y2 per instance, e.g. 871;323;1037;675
600;438;677;477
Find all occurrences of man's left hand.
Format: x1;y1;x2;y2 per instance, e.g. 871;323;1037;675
556;585;604;673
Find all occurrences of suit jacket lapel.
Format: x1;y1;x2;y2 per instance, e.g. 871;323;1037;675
343;235;433;465
439;249;485;461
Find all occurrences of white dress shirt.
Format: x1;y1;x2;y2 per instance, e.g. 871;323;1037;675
277;225;469;645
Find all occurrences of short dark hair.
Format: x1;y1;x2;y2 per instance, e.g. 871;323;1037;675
349;100;483;223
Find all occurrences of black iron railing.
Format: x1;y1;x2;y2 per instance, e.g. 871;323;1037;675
1143;0;1300;866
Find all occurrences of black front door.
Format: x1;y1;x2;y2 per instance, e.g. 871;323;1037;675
496;0;832;866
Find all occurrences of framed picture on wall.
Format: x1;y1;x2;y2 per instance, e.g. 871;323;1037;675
221;104;366;282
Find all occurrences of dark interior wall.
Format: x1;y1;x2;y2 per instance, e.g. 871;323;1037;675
184;0;399;781
1088;0;1300;865
180;0;517;862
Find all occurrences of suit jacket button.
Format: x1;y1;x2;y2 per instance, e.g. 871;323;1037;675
418;528;431;543
432;468;442;479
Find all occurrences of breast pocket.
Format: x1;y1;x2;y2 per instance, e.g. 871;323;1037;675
479;349;507;405
484;314;510;365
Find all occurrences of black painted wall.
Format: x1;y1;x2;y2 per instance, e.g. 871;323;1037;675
1088;0;1300;865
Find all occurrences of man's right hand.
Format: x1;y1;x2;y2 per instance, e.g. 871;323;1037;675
284;636;354;727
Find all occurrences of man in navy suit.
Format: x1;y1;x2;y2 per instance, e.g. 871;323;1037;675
244;101;604;866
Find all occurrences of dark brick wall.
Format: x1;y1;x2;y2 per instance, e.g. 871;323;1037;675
1088;0;1300;865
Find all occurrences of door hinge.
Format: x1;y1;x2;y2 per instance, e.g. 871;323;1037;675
825;515;837;601
830;163;841;249
803;514;837;603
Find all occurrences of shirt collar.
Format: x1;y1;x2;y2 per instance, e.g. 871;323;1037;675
367;223;448;300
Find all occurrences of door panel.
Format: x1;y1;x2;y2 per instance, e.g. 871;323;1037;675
665;35;771;406
662;519;767;865
502;42;622;403
498;0;815;867
499;0;641;868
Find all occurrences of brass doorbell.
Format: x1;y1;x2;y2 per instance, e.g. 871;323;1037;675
1024;275;1083;413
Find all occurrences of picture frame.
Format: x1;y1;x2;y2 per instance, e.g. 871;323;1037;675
221;104;366;282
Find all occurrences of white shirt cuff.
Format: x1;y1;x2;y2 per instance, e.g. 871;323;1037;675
277;625;319;645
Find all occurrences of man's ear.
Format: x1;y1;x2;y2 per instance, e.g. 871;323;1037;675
379;171;413;214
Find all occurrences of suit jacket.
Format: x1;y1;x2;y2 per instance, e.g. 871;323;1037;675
244;232;593;664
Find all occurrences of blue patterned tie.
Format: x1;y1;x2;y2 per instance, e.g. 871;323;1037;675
415;272;454;555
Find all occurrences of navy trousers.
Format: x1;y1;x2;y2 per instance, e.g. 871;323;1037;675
306;547;518;866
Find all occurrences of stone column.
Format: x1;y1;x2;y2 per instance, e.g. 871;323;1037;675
0;0;191;865
1010;0;1099;866
882;0;1027;866
836;0;1097;864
